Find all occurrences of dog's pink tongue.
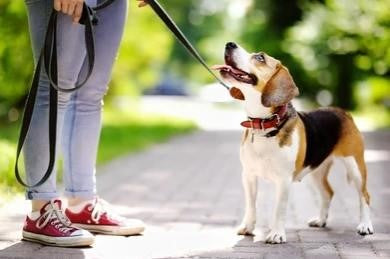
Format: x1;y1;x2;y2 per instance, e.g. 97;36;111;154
211;64;231;71
212;64;247;75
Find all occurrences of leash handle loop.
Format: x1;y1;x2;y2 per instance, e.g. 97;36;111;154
43;4;95;93
15;3;97;188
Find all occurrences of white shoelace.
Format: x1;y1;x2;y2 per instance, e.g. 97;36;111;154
89;198;124;224
36;201;74;233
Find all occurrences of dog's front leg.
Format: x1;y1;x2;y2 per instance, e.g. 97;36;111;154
266;179;291;244
237;172;257;236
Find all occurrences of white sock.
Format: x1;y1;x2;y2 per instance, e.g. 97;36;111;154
28;211;41;220
67;199;94;213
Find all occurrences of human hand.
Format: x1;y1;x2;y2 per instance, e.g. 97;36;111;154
54;0;84;24
137;0;149;8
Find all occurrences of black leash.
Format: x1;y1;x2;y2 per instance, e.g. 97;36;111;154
148;0;229;90
16;0;228;188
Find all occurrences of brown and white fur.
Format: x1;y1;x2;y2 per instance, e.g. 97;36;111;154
213;42;373;244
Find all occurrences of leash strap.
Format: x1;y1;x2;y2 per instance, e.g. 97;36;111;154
148;0;230;90
15;3;101;188
43;7;95;92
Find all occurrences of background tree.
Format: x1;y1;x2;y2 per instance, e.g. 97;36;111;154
285;0;390;109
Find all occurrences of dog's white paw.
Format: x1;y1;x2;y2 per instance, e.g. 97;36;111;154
265;229;286;244
237;224;255;236
308;218;327;228
357;221;374;236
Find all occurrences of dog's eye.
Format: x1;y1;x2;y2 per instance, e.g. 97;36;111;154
254;53;265;63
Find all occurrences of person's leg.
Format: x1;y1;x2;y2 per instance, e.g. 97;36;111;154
24;0;93;207
61;0;145;235
22;0;98;246
62;0;127;200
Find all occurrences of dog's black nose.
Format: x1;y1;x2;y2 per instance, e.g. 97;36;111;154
226;42;237;49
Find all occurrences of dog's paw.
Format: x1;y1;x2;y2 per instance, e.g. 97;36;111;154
265;230;286;244
237;224;255;236
357;221;374;236
308;218;327;228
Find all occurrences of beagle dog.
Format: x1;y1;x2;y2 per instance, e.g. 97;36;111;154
213;42;373;244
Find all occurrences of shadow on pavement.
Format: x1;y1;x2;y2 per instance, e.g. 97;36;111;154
0;240;92;259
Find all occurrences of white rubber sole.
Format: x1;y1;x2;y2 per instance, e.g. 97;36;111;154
74;224;145;236
22;230;95;247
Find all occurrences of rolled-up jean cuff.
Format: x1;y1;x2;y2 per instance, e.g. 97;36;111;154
25;191;59;200
64;189;96;199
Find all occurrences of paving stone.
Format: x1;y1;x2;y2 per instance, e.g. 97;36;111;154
337;243;376;256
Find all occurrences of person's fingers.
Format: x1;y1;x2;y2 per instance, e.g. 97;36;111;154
72;2;83;24
67;0;76;16
61;1;69;14
137;0;149;7
54;0;61;11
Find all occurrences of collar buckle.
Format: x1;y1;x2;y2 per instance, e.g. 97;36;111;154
266;113;281;126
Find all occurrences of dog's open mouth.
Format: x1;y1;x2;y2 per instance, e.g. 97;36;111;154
212;64;257;85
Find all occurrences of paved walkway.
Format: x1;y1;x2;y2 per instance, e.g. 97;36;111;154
0;130;389;259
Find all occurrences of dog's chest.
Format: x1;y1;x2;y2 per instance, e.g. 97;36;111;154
240;129;299;179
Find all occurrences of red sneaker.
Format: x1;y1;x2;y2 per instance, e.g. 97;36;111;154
65;198;145;236
22;199;94;247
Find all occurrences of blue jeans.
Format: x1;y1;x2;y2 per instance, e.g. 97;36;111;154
24;0;127;200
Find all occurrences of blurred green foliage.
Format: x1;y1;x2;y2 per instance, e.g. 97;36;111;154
0;1;33;120
0;139;17;192
0;0;389;124
284;0;390;109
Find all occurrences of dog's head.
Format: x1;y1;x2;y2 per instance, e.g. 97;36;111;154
213;42;299;116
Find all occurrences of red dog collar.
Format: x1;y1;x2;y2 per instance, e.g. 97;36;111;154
241;104;288;130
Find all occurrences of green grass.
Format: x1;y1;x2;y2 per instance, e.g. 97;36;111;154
0;123;19;195
0;138;18;196
97;108;196;164
0;108;196;196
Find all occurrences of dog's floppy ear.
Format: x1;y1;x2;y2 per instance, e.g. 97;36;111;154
230;87;245;100
261;66;299;107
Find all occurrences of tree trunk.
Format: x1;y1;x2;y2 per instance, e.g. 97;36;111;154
333;54;355;110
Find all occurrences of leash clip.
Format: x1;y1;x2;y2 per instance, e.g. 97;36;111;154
79;6;99;26
261;113;280;137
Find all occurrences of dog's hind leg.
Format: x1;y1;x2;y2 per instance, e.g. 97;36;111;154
237;172;257;236
342;155;374;235
308;158;334;228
